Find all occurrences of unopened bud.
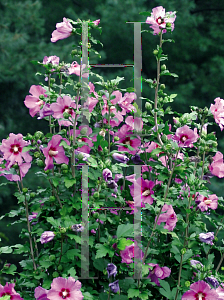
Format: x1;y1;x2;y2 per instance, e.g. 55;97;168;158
160;84;165;90
161;64;166;71
185;281;191;287
153;49;158;56
145;102;152;110
114;136;120;141
34;131;44;140
181;248;186;255
22;188;28;193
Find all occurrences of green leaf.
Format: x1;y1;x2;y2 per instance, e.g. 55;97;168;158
67;249;81;260
46;217;61;228
161;70;178;78
159;279;172;299
127;288;140;298
0;295;11;300
0;246;12;254
2;264;17;275
95;244;114;259
116;224;134;239
64;177;76;188
22;145;35;152
139;291;150;300
117;238;133;250
93;258;109;272
87;156;98;168
59;140;71;150
52;177;60;187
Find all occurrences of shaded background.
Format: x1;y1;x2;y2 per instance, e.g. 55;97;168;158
1;0;224;271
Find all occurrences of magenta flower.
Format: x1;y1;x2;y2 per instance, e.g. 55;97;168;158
40;231;55;244
181;280;218;300
156;204;177;231
129;177;155;205
93;19;100;26
42;135;69;170
146;6;176;35
209;151;224;178
102;91;124;127
35;286;49;300
47;277;83;300
43;55;60;65
173;125;198;147
72;125;97;154
125;116;143;132
0;282;24;300
117;92;137;115
115;124;141;155
199;232;214;245
0;133;32;168
51;95;78;126
112;153;129;163
38;103;54;119
68;61;89;78
147;263;171;286
210;97;224;131
24;85;47;117
216;285;224;300
83;82;99;113
28;212;38;224
195;193;218;212
120;240;144;264
51;17;73;42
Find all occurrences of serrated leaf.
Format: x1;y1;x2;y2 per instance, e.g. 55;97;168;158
128;288;139;298
117;238;133;250
0;246;12;254
46;217;61;228
116;224;134;239
64;177;76;188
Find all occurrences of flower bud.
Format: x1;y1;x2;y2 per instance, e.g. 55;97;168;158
142;174;147;180
50;78;55;84
49;196;56;202
34;151;40;158
22;188;28;193
93;192;100;199
61;164;68;170
160;84;165;90
153;49;158;55
37;160;44;167
76;82;82;88
60;227;67;234
80;127;88;135
30;192;36;198
114;136;120;141
39;95;45;100
53;271;59;278
103;147;108;155
57;265;63;271
77;153;84;160
49;255;56;261
181;248;186;255
161;64;166;71
93;212;99;218
145;102;152;110
34;131;44;140
185;281;191;288
71;49;78;56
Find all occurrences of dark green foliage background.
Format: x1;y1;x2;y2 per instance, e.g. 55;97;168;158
0;0;224;275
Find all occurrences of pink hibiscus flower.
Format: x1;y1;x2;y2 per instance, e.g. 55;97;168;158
101;91;124;127
181;280;218;300
0;282;24;300
42;135;69;170
35;286;49;300
47;277;83;300
146;6;176;35
51;17;73;43
24;85;47;117
210;97;224;131
117;92;137;115
93;19;100;26
114;124;141;155
173;125;198;147
43;55;60;65
125;116;143;132
83;82;99;113
40;231;55;244
0;133;32;168
129;177;155;205
195;193;218;212
157;204;177;231
51;95;79;126
147;263;171;286
120;240;144;264
68;61;89;78
209;151;224;178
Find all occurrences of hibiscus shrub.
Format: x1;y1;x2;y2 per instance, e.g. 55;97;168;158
1;6;224;300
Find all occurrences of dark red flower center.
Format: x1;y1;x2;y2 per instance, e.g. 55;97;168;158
63;106;72;115
195;291;206;300
156;17;165;25
1;292;12;300
10;144;22;155
48;147;58;157
180;135;188;143
170;214;175;219
59;288;70;299
124;137;131;146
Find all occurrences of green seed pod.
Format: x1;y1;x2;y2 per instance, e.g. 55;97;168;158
145;102;152;110
49;255;56;262
53;271;59;278
93;192;100;199
61;164;68;170
37;160;44;167
49;196;56;202
34;131;44;140
161;64;166;71
58;265;63;271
